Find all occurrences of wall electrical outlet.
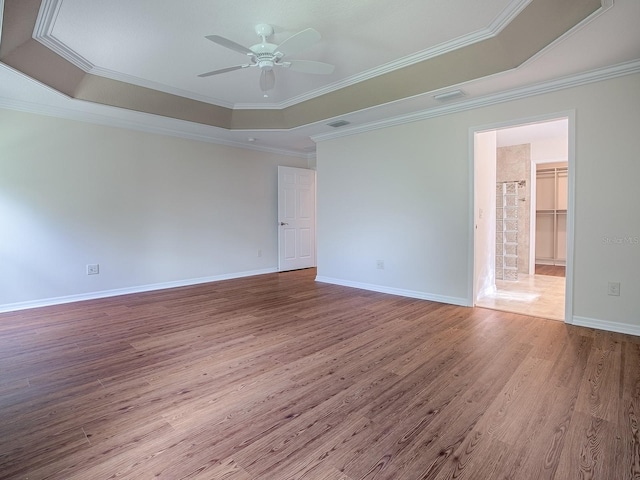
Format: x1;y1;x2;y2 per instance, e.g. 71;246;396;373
607;282;620;296
87;264;100;275
376;260;384;270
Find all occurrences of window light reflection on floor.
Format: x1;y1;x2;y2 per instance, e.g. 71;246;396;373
486;290;541;302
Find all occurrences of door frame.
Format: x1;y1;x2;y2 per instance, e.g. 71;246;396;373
277;166;317;272
468;110;576;324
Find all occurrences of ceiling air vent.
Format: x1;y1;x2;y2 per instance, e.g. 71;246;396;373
433;89;466;102
327;120;351;128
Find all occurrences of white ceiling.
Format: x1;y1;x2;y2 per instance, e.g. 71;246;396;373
1;0;639;155
46;0;515;107
496;118;568;148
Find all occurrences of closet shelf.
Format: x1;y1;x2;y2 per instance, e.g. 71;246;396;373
535;165;567;267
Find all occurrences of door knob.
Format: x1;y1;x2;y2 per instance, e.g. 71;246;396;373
280;222;289;226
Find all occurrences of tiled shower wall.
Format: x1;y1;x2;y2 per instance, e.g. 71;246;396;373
496;144;531;278
496;181;522;280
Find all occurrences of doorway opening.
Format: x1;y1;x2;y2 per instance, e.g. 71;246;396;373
472;115;573;322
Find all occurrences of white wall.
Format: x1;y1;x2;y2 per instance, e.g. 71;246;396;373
316;117;471;306
316;73;640;334
0;110;308;309
532;137;568;164
474;131;497;301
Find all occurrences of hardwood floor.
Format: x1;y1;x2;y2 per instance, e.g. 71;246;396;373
535;264;566;277
1;268;638;479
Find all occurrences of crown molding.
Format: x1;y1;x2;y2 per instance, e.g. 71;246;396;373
236;0;533;110
32;0;237;108
32;0;533;112
311;59;640;143
520;0;614;69
234;0;531;110
3;59;637;161
33;0;94;71
488;0;533;32
87;65;237;109
235;0;613;113
0;90;309;160
0;0;5;41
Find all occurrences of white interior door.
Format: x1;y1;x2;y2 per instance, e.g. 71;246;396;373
278;166;316;271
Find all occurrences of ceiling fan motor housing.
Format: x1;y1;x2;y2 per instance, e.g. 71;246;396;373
252;23;286;71
253;47;278;70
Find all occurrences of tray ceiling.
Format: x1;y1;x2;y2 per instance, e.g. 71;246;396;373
1;0;639;154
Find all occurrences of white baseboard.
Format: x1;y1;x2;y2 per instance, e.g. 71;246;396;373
315;276;470;307
572;315;640;337
8;273;637;338
0;268;278;313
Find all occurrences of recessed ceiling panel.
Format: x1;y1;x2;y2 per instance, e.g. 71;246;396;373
1;0;624;151
45;0;516;105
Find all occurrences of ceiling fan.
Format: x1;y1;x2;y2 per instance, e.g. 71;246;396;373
198;24;335;97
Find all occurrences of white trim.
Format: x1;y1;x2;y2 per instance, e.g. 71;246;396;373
528;132;570;284
238;0;532;109
312;60;640;143
0;268;278;314
315;276;469;307
573;316;640;337
88;66;236;109
468;109;576;324
518;0;614;70
564;111;576;324
535;156;569;165
2;56;637;161
32;0;236;108
529;160;537;274
490;0;534;32
0;62;312;159
33;0;532;111
467;127;477;306
0;97;310;159
240;0;618;111
0;0;5;41
33;0;94;71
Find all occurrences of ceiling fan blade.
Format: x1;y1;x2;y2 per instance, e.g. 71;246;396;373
286;60;335;75
205;35;254;56
260;69;276;92
276;28;321;56
198;64;249;77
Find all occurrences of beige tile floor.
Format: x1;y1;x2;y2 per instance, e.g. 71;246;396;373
476;273;565;321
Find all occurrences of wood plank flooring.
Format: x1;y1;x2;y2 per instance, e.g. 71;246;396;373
535;265;566;277
1;268;638;479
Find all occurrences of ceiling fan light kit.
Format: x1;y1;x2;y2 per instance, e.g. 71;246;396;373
254;23;274;39
198;23;335;96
